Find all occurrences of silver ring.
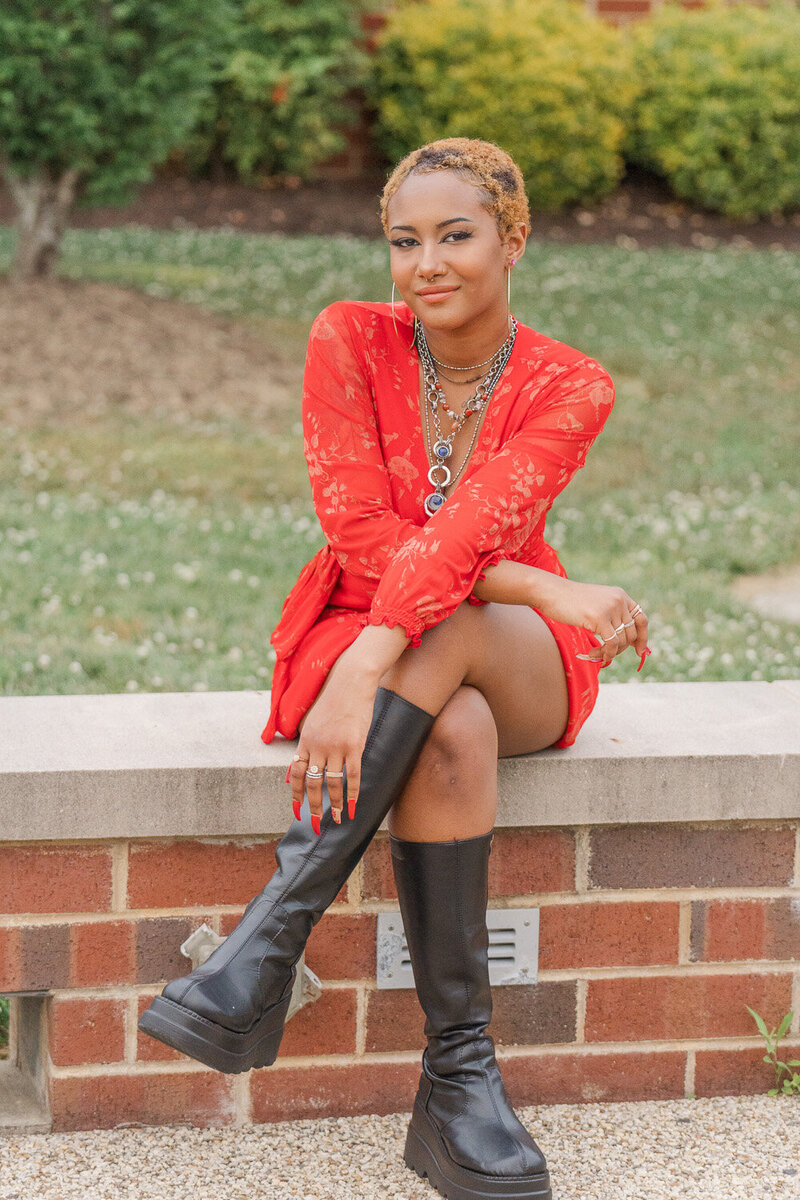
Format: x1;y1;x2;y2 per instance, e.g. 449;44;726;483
308;763;321;774
614;623;627;634
630;604;643;616
306;771;324;780
325;770;344;778
622;618;636;629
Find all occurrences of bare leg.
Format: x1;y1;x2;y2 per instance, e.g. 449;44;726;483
384;602;569;841
298;601;569;841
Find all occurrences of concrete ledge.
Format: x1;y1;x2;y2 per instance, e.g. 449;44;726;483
1;681;798;841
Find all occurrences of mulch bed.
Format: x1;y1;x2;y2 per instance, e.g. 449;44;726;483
1;164;799;250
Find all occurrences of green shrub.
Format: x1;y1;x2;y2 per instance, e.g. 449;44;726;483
176;0;369;182
369;0;637;212
623;0;800;220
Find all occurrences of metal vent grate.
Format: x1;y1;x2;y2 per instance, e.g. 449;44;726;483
376;908;539;990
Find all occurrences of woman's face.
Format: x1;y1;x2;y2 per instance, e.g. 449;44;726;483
385;169;525;333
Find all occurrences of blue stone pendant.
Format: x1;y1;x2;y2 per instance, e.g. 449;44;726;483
424;491;445;517
433;440;452;461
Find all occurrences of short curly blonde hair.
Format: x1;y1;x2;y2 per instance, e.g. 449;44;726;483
380;137;530;239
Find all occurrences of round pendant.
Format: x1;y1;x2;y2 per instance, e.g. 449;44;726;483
427;463;451;488
424;491;446;516
433;440;452;461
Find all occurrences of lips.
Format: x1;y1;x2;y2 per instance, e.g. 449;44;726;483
416;286;458;297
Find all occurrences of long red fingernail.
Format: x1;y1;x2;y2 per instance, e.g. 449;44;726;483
293;799;302;821
285;765;292;784
637;646;652;672
348;796;356;821
311;814;321;836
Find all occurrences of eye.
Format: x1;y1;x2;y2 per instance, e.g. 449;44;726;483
443;230;472;242
390;237;418;249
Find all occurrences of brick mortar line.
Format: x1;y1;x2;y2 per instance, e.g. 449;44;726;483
48;981;359;1001
575;978;587;1043
233;1072;251;1125
42;963;800;1000
792;970;800;1037
3;818;797;854
49;884;800;922
49;1034;800;1078
4;886;799;925
355;985;367;1056
684;1048;695;1097
794;826;800;888
574;827;590;893
110;842;128;912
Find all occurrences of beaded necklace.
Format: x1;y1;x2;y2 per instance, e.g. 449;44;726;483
416;317;517;517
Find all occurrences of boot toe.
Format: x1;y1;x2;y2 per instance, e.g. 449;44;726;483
444;1117;548;1177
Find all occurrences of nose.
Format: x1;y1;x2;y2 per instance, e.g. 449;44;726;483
415;239;445;280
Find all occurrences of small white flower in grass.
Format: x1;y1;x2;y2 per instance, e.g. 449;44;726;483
125;680;139;691
192;637;204;649
21;661;33;673
267;649;277;663
185;606;198;619
193;681;209;691
257;666;268;677
166;642;177;653
228;569;243;582
17;550;32;563
223;519;234;533
117;573;130;588
151;675;163;687
69;661;83;674
108;515;121;529
173;563;197;583
93;605;105;616
227;646;243;662
36;492;50;508
247;576;259;588
37;653;50;668
141;571;155;584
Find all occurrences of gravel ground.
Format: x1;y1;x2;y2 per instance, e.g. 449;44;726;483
1;1094;798;1200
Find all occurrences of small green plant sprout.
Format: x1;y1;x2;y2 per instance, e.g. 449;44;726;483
745;1006;800;1097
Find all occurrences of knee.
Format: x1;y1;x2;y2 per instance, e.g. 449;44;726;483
424;686;498;785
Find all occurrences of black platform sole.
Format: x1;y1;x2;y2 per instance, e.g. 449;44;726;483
403;1109;552;1200
137;992;291;1074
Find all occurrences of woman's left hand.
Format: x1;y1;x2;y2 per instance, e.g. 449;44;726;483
289;661;378;832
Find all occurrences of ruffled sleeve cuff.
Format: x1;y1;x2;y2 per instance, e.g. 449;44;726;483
467;548;505;607
366;608;426;648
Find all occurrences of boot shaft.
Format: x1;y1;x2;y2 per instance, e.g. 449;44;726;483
390;832;494;1064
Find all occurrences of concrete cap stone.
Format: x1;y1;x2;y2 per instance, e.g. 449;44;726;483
0;681;798;840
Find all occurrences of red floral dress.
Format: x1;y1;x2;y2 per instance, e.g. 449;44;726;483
261;299;615;750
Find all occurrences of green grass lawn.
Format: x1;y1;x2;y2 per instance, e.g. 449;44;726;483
1;225;799;697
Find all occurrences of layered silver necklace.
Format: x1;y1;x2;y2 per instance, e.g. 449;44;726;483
416;317;517;517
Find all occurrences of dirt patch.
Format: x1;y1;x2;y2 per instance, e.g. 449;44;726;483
730;563;800;624
0;278;299;430
2;164;799;249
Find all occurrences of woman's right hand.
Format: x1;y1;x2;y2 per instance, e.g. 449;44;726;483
537;575;649;668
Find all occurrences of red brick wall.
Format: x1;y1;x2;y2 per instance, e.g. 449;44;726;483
2;820;799;1132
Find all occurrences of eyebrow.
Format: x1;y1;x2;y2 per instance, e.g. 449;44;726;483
389;217;475;232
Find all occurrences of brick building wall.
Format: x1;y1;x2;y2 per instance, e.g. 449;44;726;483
3;820;799;1131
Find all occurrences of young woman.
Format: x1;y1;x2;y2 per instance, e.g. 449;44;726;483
140;137;651;1200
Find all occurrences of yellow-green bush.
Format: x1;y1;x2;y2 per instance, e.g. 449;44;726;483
623;0;800;220
370;0;638;213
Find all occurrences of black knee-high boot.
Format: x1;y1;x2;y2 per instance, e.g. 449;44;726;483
138;688;434;1074
391;832;552;1200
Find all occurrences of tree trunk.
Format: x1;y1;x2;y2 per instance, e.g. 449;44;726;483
3;164;81;281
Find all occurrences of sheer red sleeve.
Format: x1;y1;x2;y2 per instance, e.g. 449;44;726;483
302;302;421;582
367;358;615;641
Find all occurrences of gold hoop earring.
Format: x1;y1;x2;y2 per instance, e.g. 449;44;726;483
391;281;416;349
